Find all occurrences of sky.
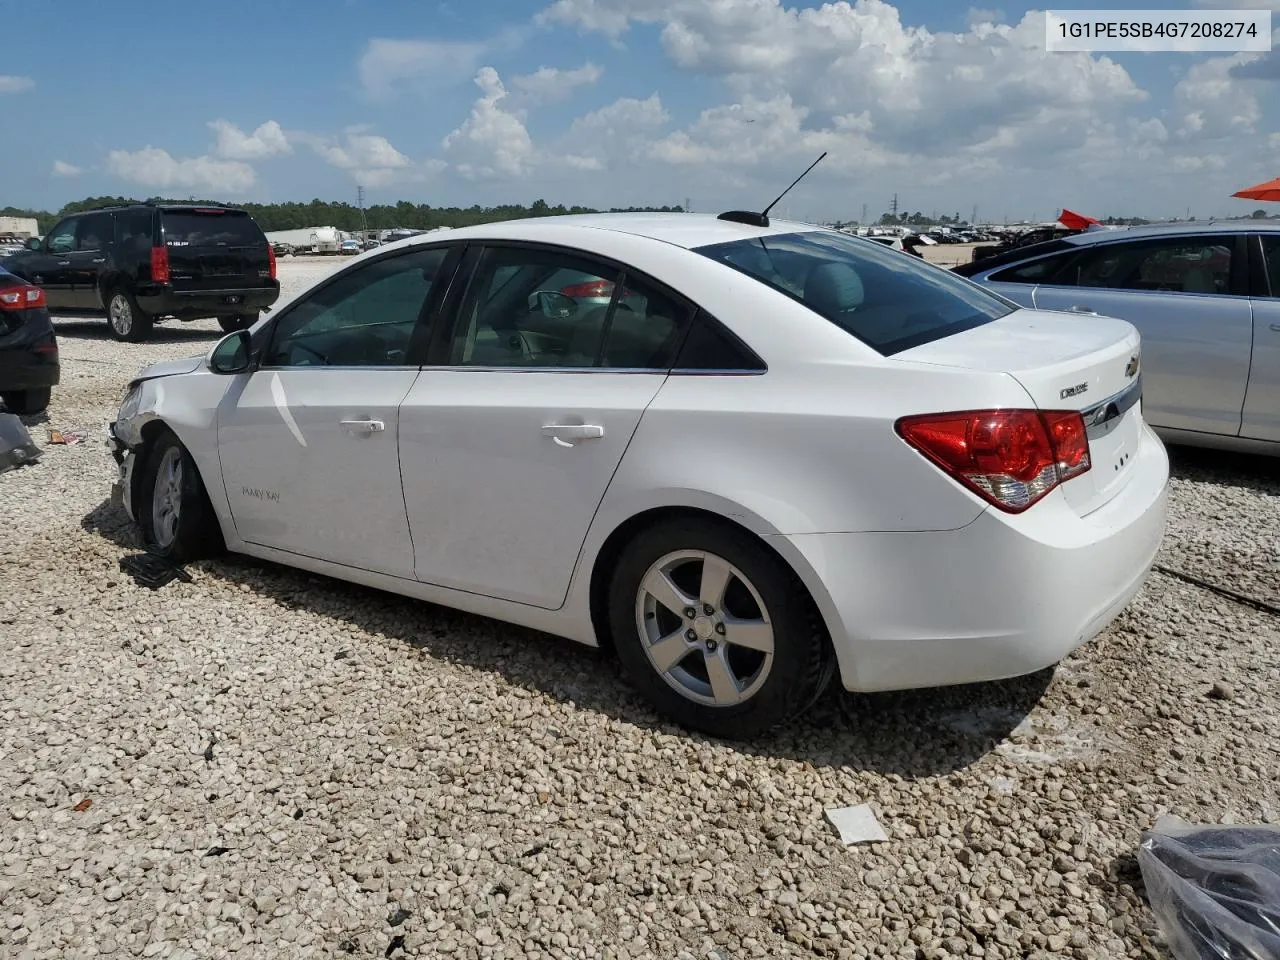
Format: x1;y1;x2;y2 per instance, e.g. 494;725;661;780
3;0;1279;222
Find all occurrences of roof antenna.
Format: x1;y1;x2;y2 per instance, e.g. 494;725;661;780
718;151;828;228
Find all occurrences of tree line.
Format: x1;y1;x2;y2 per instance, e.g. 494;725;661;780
2;197;686;235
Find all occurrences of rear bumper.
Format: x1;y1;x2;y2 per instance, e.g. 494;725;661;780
777;423;1170;692
136;282;280;319
0;349;59;391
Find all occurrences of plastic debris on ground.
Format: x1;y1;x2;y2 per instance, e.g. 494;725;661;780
1138;814;1280;960
824;804;889;845
0;413;42;474
46;427;90;445
119;552;193;590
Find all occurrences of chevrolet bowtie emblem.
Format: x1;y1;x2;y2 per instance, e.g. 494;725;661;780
1125;355;1139;378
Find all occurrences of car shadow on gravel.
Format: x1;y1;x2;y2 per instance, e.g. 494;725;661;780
52;318;221;345
80;496;1051;777
1165;444;1279;497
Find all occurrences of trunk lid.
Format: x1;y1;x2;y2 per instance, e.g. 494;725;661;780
895;309;1145;516
161;209;272;291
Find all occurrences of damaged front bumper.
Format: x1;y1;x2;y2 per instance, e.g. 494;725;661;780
107;421;138;521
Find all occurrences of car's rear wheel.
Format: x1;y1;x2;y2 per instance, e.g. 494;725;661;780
217;313;258;334
608;518;834;739
106;287;153;343
138;430;224;563
0;388;51;415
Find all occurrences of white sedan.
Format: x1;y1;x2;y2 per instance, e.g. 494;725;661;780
108;212;1169;738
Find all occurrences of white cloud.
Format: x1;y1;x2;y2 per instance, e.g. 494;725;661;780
106;147;256;193
359;38;487;99
299;128;415;186
1192;0;1280;10
208;119;292;160
442;68;537;179
0;74;34;93
510;62;603;103
1174;54;1261;137
965;8;1004;29
51;160;82;178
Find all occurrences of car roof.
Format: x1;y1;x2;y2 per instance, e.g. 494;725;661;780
1061;220;1280;246
406;212;827;251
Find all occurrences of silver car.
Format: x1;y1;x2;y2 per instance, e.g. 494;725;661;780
956;222;1280;453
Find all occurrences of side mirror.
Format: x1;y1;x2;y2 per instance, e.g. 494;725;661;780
528;290;577;319
25;237;41;251
208;329;252;374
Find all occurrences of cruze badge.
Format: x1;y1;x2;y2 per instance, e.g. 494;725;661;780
1060;382;1089;400
1125;355;1139;378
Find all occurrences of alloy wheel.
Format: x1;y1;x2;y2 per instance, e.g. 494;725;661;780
151;447;184;549
109;294;133;337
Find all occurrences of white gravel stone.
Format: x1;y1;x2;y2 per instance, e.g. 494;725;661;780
1;257;1278;957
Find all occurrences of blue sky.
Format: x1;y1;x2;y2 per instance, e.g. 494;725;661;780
4;0;1278;221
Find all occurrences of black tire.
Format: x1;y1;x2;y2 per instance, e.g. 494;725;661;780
1;388;51;415
105;286;153;343
138;429;224;563
608;518;834;739
217;313;258;334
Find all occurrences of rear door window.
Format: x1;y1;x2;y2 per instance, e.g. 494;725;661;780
1062;237;1237;294
115;210;154;252
1260;236;1280;297
695;230;1014;355
162;211;264;248
76;213;113;252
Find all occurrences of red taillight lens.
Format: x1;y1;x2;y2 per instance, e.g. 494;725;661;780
0;285;46;311
267;243;277;280
559;279;631;299
896;409;1091;513
151;246;170;283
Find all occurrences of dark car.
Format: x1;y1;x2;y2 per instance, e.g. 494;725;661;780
0;267;59;415
2;202;280;342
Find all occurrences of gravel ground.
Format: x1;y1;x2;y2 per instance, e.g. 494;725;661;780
1;257;1278;960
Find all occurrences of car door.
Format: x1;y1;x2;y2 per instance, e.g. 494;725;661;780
1242;233;1280;442
70;212;112;309
399;243;694;609
23;217;79;310
215;244;461;576
1030;233;1253;436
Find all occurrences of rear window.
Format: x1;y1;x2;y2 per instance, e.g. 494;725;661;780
161;211;264;247
695;230;1015;355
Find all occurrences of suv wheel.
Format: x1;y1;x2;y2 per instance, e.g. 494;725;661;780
1;388;51;416
217;313;258;334
608;518;834;739
107;287;153;343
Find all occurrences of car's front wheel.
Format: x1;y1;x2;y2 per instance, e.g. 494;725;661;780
217;313;258;334
106;287;153;343
0;388;51;415
608;518;834;739
138;430;224;563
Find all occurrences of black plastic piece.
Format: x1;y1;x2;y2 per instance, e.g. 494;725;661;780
717;210;770;228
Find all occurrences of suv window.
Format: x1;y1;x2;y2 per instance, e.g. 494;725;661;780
45;218;78;255
1063;237;1236;294
76;213;113;252
162;210;264;247
1261;236;1280;297
989;251;1078;284
696;230;1013;355
449;246;691;369
115;210;154;251
264;246;450;368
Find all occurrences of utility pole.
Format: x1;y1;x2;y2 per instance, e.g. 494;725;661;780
972;204;978;226
357;185;368;239
889;193;899;219
861;203;868;224
684;196;691;214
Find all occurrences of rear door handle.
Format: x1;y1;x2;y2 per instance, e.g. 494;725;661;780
91;258;105;264
340;418;386;435
542;423;605;447
56;260;70;266
1270;323;1280;333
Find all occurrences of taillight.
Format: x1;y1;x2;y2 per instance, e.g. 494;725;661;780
151;246;170;283
267;243;277;280
0;285;45;311
896;409;1091;513
560;279;631;299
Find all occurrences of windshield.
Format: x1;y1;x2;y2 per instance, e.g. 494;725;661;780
695;230;1015;355
162;211;264;247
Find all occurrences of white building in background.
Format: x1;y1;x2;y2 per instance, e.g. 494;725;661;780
0;217;39;238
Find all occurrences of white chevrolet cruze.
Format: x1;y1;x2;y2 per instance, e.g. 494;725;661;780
108;212;1169;738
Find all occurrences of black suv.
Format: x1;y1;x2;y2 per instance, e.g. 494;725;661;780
2;203;280;342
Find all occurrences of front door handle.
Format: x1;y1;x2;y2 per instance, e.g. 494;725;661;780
91;258;105;264
542;423;605;447
1069;305;1100;315
340;418;386;435
56;260;71;266
1270;323;1280;333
